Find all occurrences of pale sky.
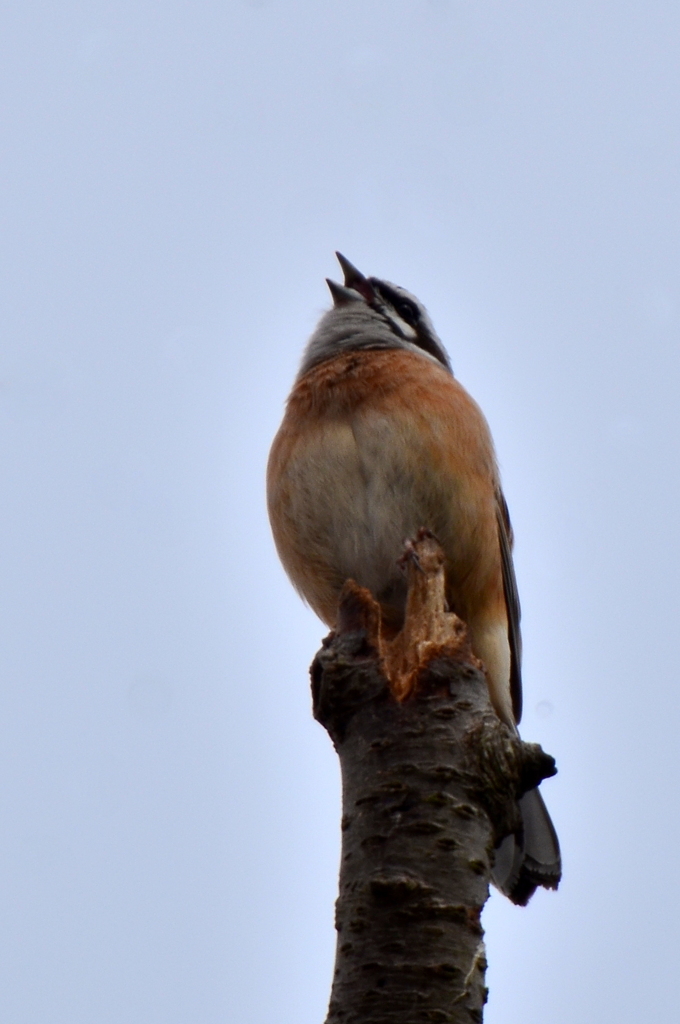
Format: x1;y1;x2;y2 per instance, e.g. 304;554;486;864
1;2;679;1021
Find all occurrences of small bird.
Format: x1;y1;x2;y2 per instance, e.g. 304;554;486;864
267;253;561;904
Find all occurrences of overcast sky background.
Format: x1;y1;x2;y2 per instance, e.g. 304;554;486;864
1;1;679;1021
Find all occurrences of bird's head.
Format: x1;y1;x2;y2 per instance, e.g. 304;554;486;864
298;253;452;378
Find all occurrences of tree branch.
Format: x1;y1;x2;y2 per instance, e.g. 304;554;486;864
311;531;556;1023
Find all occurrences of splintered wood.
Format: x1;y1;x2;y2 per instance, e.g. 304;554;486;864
336;529;481;700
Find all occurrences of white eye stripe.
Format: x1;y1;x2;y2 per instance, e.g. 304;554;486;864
381;308;418;340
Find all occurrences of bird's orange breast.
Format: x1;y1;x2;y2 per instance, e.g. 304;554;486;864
267;348;505;632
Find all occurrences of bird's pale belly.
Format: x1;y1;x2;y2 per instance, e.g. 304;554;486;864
269;409;494;631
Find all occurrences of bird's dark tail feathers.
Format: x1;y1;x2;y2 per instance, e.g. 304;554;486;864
491;787;561;906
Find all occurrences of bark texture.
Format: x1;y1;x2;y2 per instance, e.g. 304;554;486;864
311;532;556;1024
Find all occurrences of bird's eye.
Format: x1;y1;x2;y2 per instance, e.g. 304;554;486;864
370;281;421;329
395;300;419;327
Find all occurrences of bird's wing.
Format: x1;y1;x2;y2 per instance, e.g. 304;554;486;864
496;490;523;723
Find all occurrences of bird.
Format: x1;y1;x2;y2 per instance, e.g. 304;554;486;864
267;252;561;905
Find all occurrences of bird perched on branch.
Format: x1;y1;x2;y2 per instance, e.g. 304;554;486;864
267;253;561;905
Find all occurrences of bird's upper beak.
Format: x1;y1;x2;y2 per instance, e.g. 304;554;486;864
335;252;366;288
335;252;375;302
